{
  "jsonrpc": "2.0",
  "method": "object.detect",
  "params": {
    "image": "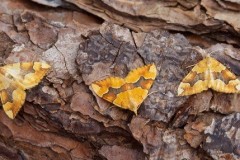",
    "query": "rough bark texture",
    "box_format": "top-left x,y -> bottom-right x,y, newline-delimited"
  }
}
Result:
0,0 -> 239,160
